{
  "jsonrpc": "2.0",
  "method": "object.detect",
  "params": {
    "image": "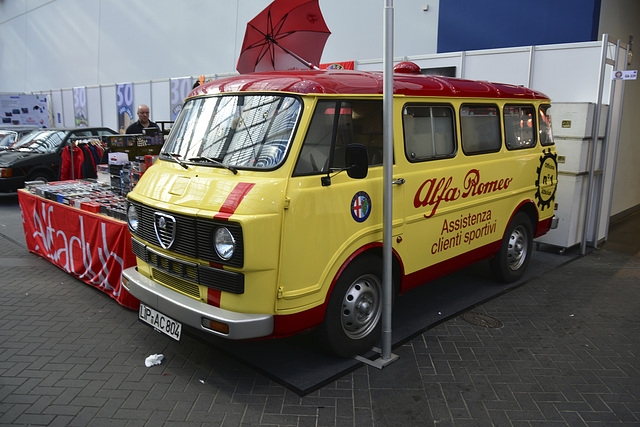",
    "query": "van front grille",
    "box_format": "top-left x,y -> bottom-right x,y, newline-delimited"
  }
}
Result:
132,236 -> 244,295
152,269 -> 201,300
